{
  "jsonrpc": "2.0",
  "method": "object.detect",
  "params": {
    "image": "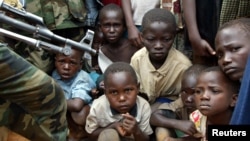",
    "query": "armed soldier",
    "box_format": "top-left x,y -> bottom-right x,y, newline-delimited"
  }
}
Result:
0,0 -> 89,140
0,42 -> 68,140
